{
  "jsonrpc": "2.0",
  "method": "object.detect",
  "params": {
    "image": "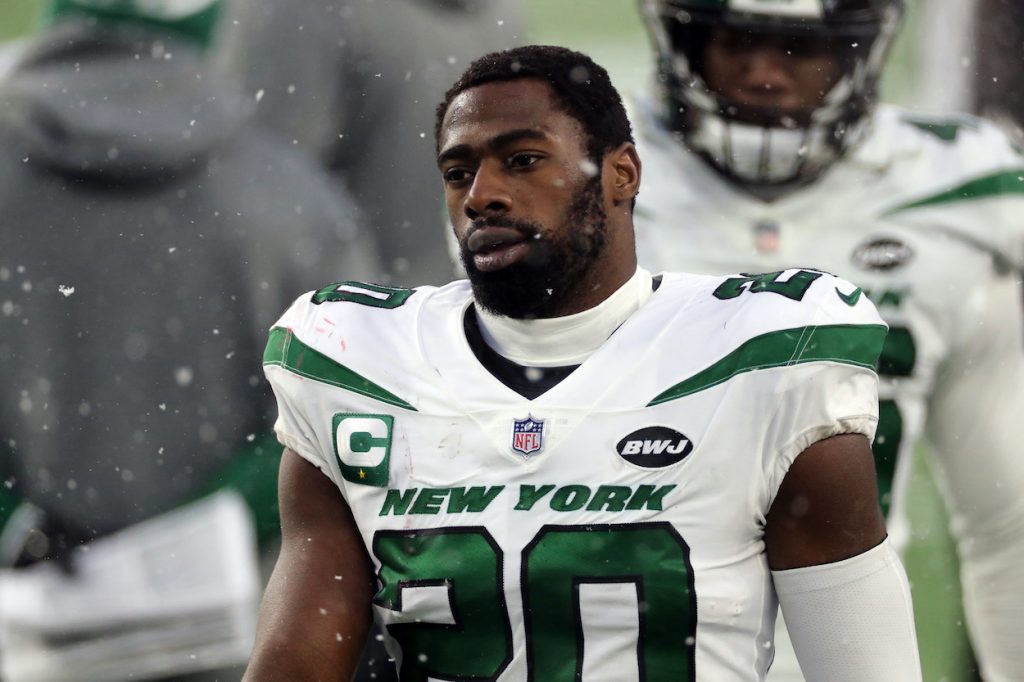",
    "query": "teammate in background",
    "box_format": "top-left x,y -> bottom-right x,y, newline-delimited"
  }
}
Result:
633,1 -> 1024,680
0,0 -> 377,679
244,45 -> 920,681
215,0 -> 524,287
